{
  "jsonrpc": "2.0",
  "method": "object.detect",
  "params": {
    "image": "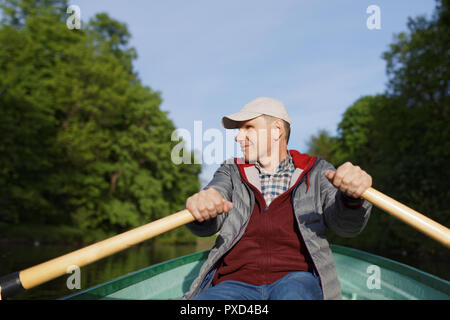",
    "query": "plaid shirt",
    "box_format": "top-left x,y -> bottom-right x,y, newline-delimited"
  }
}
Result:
255,155 -> 295,206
